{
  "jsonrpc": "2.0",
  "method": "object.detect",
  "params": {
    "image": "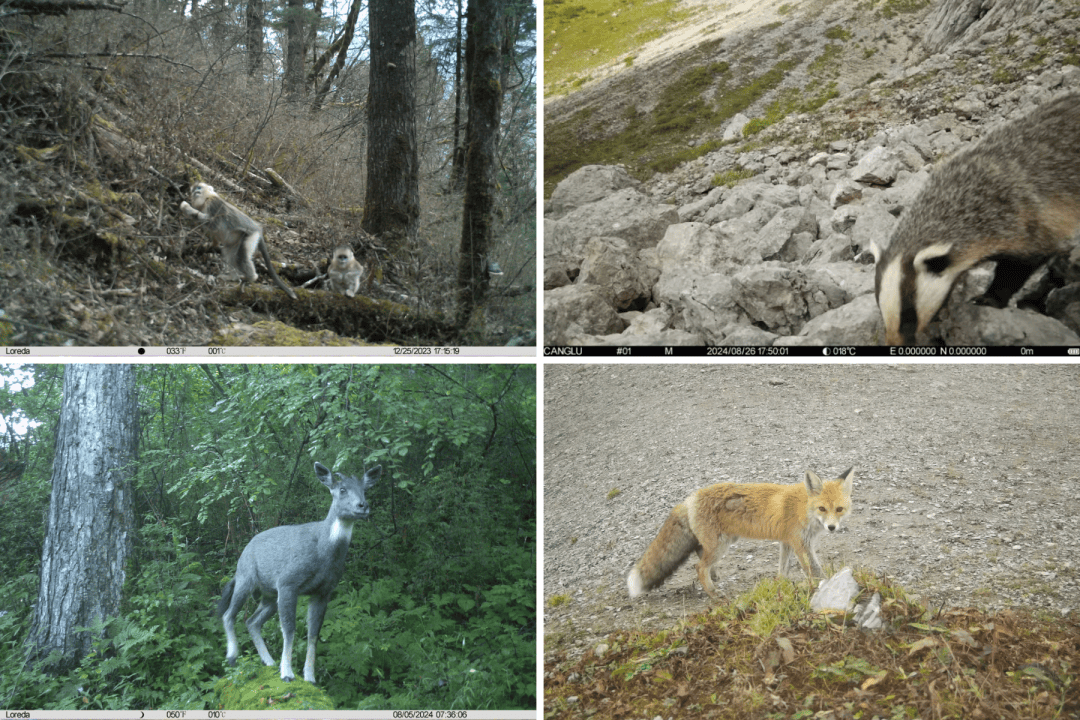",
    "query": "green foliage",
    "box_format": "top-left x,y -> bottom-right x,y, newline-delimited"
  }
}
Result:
316,572 -> 535,709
